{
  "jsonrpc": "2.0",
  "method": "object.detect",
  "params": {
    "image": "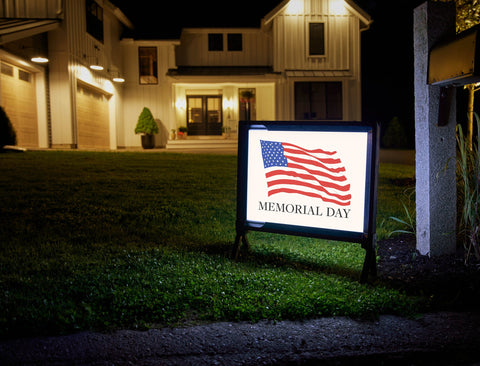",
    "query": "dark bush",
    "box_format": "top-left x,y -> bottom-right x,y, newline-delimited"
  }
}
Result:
382,116 -> 408,149
0,106 -> 16,148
